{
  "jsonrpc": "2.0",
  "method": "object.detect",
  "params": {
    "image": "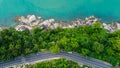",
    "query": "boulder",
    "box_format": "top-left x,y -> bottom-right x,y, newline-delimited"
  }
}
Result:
30,20 -> 40,27
84,16 -> 100,25
27,15 -> 36,23
115,23 -> 120,29
37,16 -> 42,19
19,16 -> 28,24
15,25 -> 32,31
39,19 -> 55,27
17,26 -> 29,31
102,23 -> 111,31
